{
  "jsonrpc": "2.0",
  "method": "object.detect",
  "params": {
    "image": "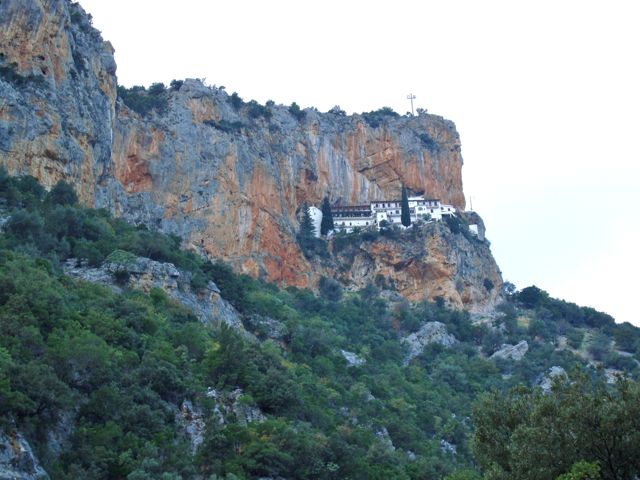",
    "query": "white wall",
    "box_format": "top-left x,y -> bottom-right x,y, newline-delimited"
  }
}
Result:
308,206 -> 323,238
